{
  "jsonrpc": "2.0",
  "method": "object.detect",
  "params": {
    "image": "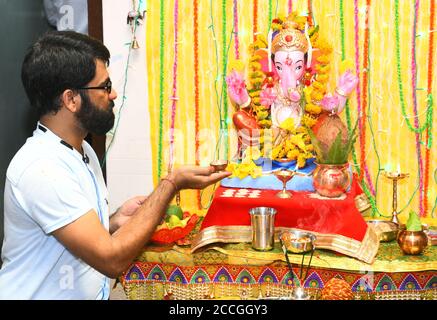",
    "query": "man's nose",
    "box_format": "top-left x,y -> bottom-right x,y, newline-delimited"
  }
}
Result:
109,88 -> 118,100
